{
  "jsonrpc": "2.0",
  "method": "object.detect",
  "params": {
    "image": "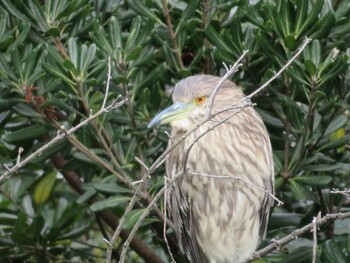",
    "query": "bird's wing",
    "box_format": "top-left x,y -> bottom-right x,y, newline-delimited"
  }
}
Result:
258,141 -> 275,240
166,138 -> 208,263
